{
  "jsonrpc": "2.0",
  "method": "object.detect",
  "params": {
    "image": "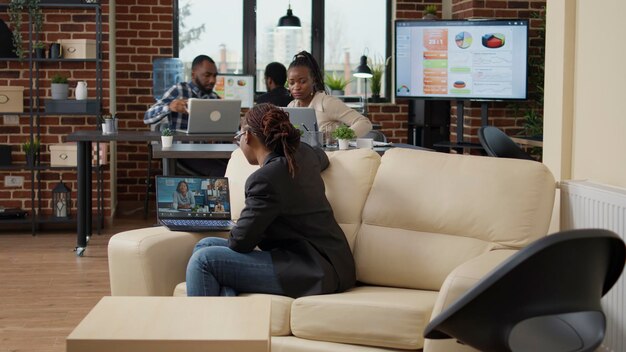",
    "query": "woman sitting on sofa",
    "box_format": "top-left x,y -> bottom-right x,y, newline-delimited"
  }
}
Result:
186,103 -> 356,297
286,50 -> 372,138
